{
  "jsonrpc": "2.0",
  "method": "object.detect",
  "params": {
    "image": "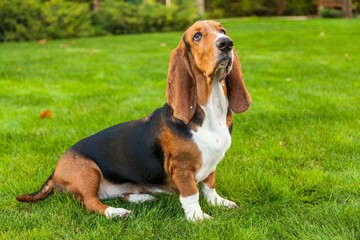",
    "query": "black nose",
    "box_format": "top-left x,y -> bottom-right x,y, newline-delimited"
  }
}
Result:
216,37 -> 233,52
